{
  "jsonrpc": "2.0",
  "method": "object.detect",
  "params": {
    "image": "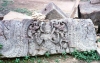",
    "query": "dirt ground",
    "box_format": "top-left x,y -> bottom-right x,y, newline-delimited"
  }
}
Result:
13,0 -> 75,13
0,0 -> 88,15
0,0 -> 99,63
